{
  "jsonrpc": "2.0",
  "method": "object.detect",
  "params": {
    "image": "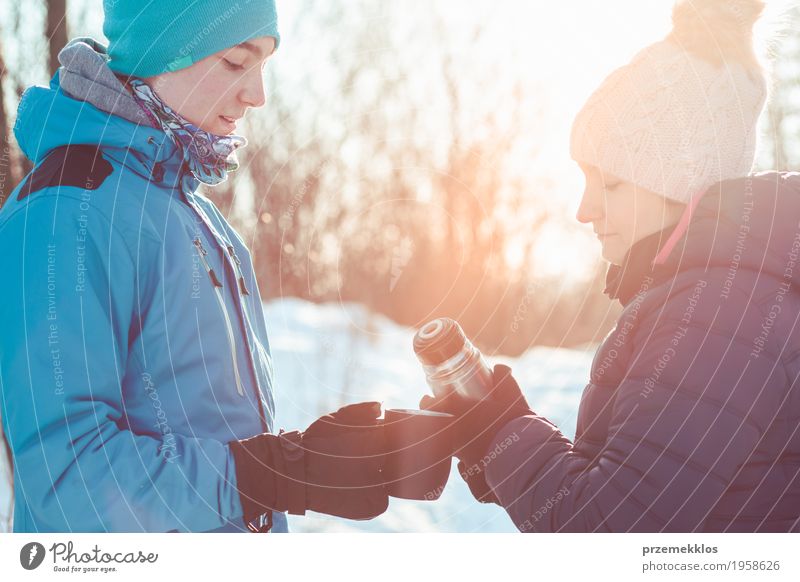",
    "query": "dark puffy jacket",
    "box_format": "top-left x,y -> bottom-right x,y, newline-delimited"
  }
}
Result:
485,172 -> 800,532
